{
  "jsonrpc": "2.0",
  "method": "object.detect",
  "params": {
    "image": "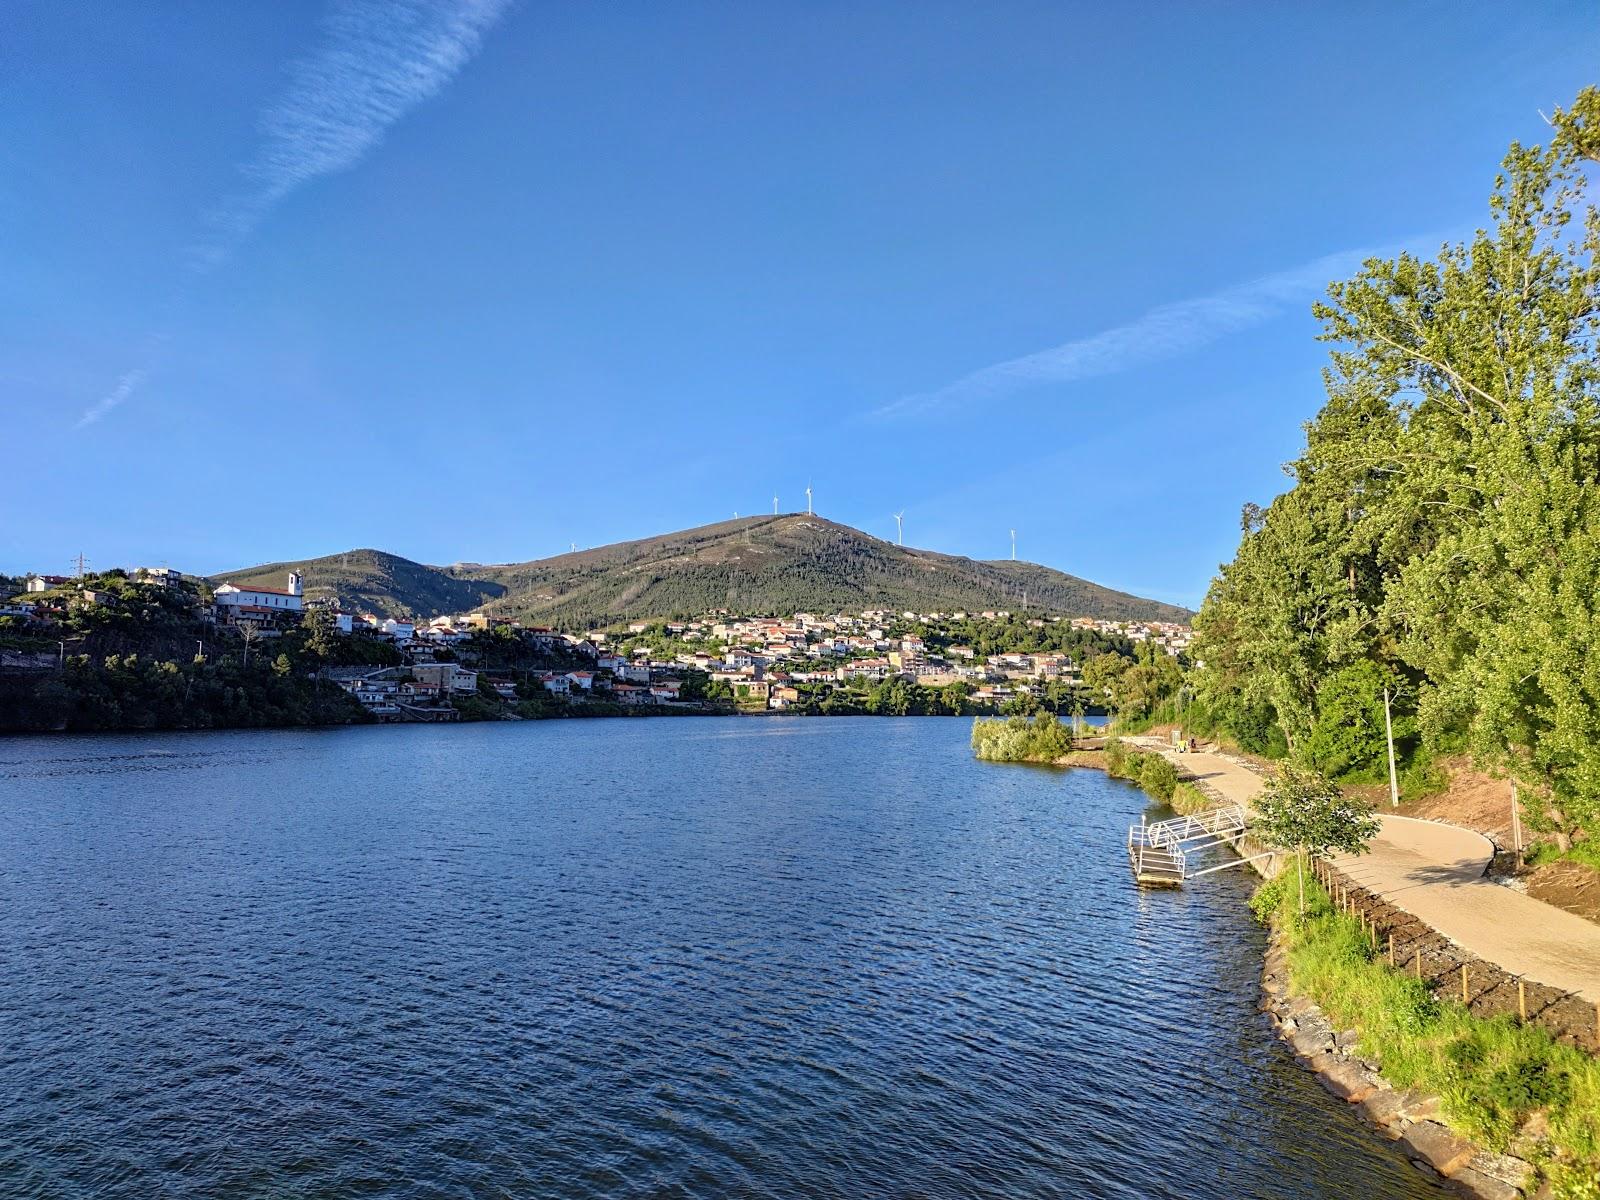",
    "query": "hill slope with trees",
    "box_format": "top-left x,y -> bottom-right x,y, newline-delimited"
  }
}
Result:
217,516 -> 1192,626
